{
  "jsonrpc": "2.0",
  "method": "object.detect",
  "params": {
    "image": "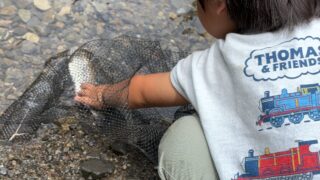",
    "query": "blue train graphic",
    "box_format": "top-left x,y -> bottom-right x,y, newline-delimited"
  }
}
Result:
257,83 -> 320,128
